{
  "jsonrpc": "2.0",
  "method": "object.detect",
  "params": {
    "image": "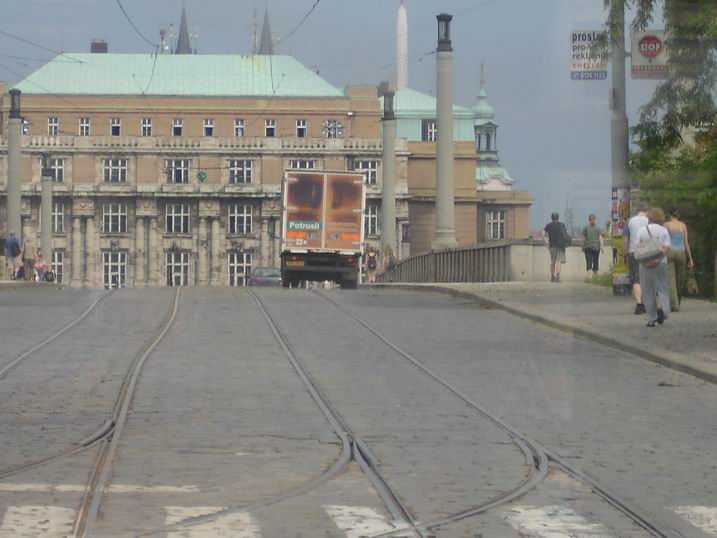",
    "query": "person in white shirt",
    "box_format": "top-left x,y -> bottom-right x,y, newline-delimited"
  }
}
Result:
635,208 -> 671,327
623,204 -> 649,315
